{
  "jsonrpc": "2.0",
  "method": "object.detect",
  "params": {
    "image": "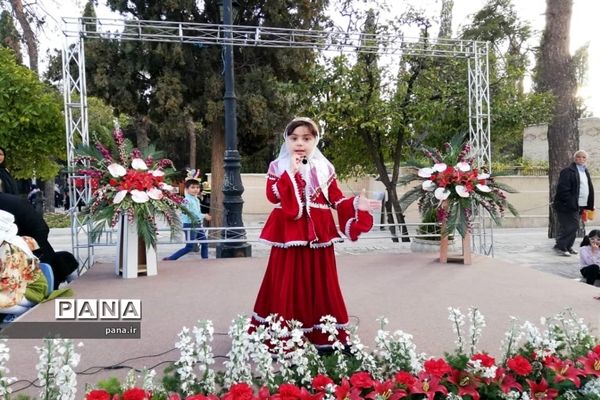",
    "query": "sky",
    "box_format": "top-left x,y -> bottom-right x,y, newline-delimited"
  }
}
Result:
30,0 -> 600,117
